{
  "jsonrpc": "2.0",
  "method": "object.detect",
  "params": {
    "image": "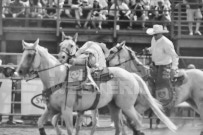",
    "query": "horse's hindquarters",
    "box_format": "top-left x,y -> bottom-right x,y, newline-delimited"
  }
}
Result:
107,67 -> 140,109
